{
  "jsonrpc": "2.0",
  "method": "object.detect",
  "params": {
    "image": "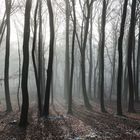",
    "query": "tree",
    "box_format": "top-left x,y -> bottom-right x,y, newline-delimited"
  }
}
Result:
99,0 -> 107,112
43,0 -> 55,117
64,0 -> 70,102
127,0 -> 137,113
19,0 -> 32,127
32,0 -> 42,116
4,0 -> 12,112
14,22 -> 21,111
136,19 -> 140,102
109,21 -> 118,102
88,5 -> 93,99
117,0 -> 128,115
0,11 -> 6,47
80,0 -> 94,109
68,0 -> 76,114
38,0 -> 45,108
